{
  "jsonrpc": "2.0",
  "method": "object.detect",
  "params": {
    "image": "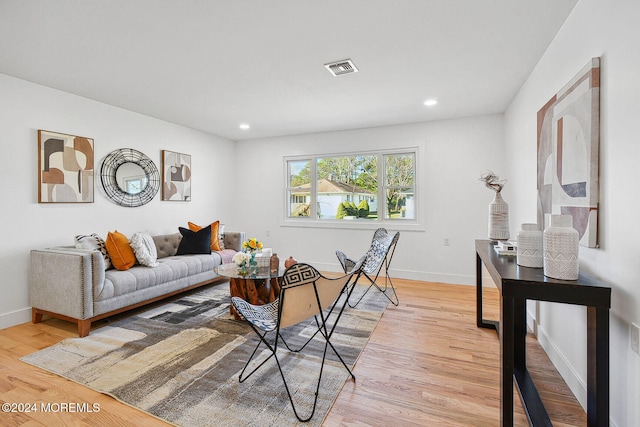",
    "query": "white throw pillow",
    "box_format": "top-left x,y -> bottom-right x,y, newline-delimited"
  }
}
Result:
219,223 -> 225,250
75,233 -> 112,270
130,232 -> 159,267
